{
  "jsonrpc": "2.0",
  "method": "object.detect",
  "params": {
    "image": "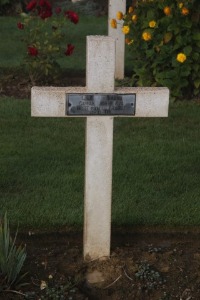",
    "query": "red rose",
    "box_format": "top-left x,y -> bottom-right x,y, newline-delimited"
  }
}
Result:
55,7 -> 61,14
17,22 -> 24,29
39,0 -> 51,10
65,44 -> 75,56
28,46 -> 38,56
26,0 -> 37,11
36,0 -> 52,19
38,7 -> 52,19
65,11 -> 79,24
